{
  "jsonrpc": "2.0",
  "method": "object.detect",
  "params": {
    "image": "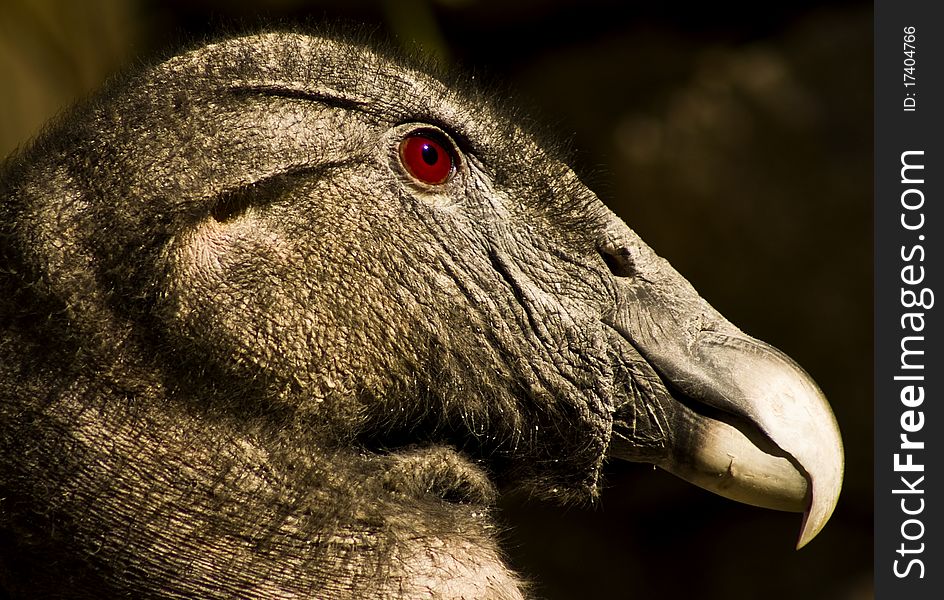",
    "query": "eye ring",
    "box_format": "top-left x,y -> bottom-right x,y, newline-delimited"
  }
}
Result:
398,130 -> 457,186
